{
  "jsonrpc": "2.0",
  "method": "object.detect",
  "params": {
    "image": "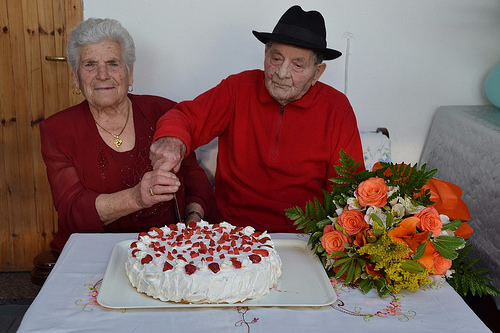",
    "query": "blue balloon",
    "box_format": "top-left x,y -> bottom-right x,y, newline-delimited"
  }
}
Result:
485,64 -> 500,108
